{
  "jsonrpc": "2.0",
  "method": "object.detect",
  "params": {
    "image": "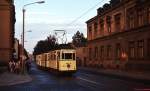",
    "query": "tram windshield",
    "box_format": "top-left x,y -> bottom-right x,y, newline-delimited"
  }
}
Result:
62,53 -> 75,60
